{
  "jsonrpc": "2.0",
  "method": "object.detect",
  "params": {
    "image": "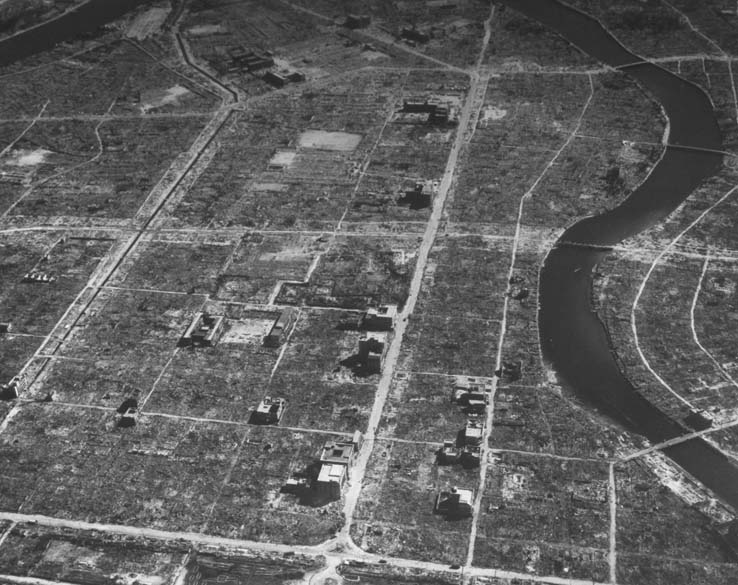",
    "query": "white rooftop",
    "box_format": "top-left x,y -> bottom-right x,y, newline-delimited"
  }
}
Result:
318,463 -> 346,484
